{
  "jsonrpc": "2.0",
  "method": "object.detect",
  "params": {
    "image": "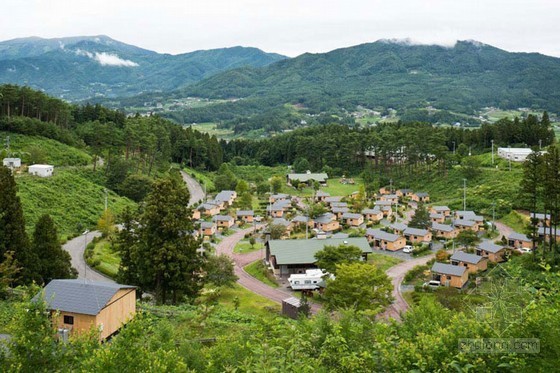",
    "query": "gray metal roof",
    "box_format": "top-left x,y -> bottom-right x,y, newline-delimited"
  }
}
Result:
287,173 -> 329,183
236,210 -> 254,216
366,228 -> 401,242
315,213 -> 335,224
268,237 -> 372,265
332,207 -> 350,213
530,212 -> 550,220
283,297 -> 301,307
271,193 -> 290,200
415,192 -> 429,198
198,202 -> 219,211
272,218 -> 290,227
316,190 -> 330,197
398,189 -> 413,194
431,223 -> 455,233
508,232 -> 530,242
478,241 -> 505,253
213,215 -> 234,222
454,219 -> 476,227
324,196 -> 342,203
391,222 -> 408,231
456,211 -> 477,220
342,212 -> 362,220
375,200 -> 393,206
404,227 -> 429,236
33,279 -> 135,316
200,222 -> 215,229
432,206 -> 450,212
292,215 -> 310,223
363,208 -> 382,214
215,190 -> 236,202
451,251 -> 484,264
330,202 -> 348,208
384,194 -> 398,199
430,213 -> 444,219
431,262 -> 467,276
